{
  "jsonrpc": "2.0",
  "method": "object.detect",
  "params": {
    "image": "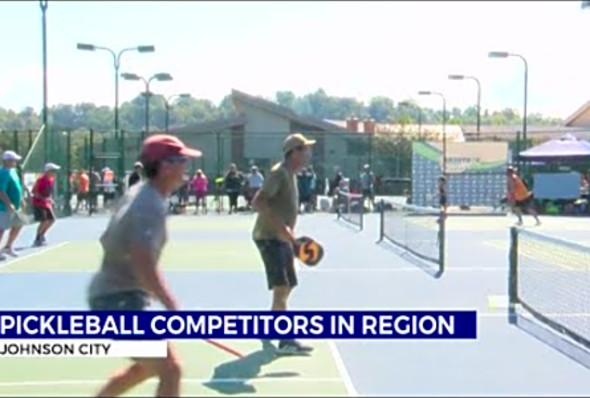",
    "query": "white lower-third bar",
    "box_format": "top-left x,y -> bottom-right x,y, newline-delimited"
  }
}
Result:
0,340 -> 168,358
